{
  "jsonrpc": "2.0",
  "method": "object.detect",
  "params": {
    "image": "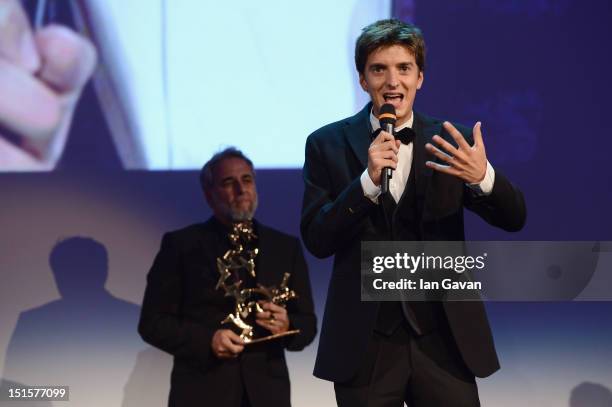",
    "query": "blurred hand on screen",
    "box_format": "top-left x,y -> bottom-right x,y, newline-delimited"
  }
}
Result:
0,0 -> 96,171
